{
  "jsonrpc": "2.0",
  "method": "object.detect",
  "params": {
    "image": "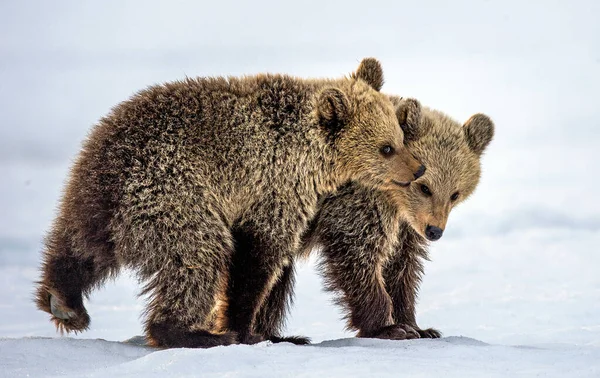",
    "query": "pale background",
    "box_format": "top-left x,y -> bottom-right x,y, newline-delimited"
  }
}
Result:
0,1 -> 599,376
